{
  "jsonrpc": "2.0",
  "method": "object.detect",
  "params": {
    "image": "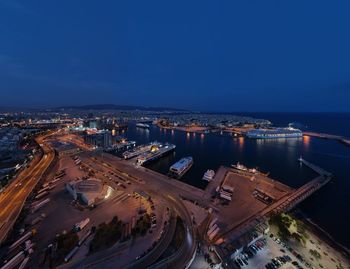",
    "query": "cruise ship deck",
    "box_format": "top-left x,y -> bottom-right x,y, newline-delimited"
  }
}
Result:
136,143 -> 176,165
246,127 -> 302,139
